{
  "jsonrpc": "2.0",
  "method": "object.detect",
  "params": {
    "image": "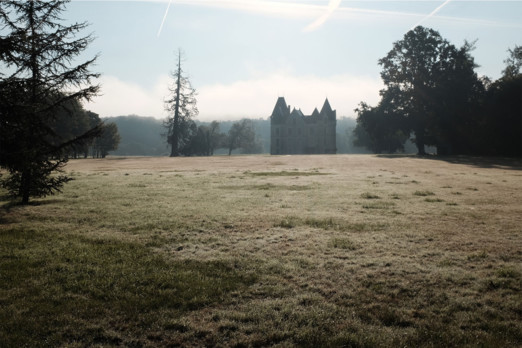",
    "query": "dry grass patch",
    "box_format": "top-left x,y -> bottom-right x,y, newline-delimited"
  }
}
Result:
413,190 -> 435,196
246,170 -> 329,177
361,192 -> 381,199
